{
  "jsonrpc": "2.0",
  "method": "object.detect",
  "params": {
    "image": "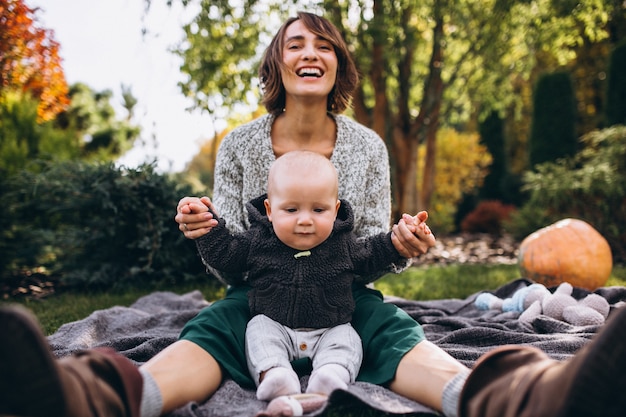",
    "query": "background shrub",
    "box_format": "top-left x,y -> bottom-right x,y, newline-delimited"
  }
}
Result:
417,128 -> 492,234
506,126 -> 626,262
460,200 -> 516,235
2,161 -> 208,289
